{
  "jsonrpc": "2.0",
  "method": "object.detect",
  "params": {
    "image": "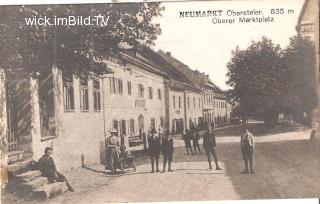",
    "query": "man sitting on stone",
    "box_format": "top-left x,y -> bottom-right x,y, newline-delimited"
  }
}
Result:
38,147 -> 74,192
